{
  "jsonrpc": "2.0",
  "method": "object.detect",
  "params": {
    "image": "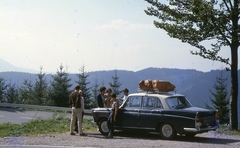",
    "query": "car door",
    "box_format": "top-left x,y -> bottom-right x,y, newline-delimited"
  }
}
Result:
139,96 -> 163,128
119,96 -> 142,128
